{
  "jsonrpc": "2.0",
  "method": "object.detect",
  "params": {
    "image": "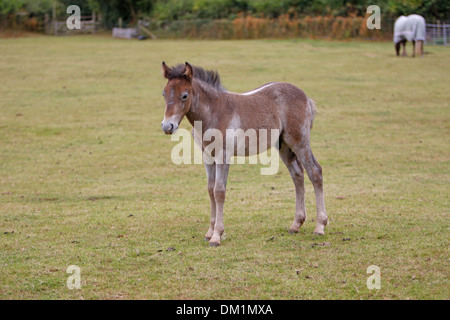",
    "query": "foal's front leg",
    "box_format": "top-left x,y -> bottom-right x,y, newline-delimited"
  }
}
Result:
209,163 -> 230,246
204,162 -> 216,241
